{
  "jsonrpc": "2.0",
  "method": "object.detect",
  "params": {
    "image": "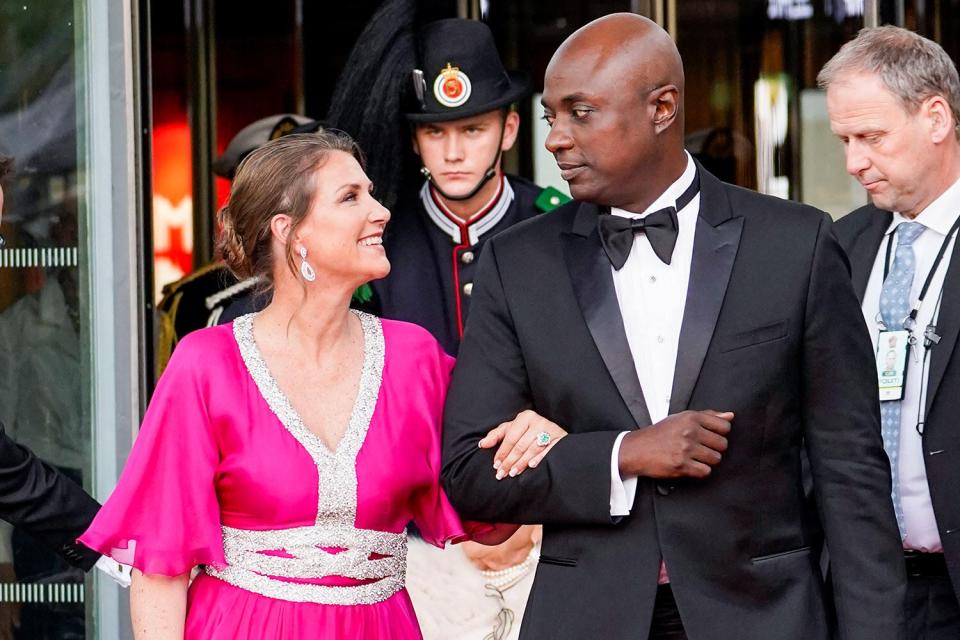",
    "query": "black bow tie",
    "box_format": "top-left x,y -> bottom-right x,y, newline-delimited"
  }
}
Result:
596,172 -> 700,269
598,208 -> 678,268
